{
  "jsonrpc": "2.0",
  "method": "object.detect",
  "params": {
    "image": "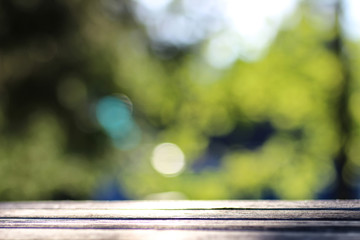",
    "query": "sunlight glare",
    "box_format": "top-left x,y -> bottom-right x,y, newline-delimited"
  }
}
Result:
342,0 -> 360,40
